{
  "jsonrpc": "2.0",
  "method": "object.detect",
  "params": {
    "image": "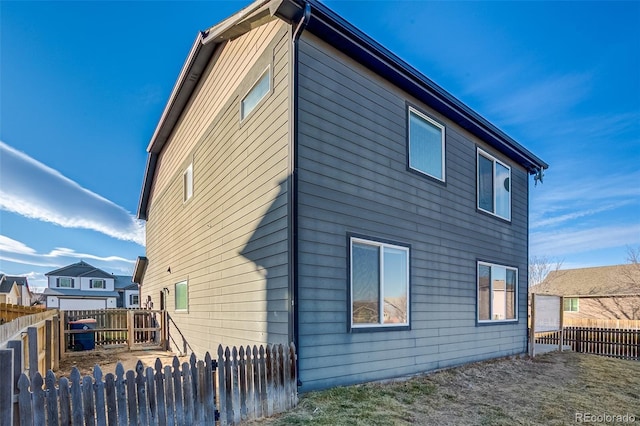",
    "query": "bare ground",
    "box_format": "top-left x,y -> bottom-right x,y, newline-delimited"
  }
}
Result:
57,347 -> 188,379
254,352 -> 640,425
